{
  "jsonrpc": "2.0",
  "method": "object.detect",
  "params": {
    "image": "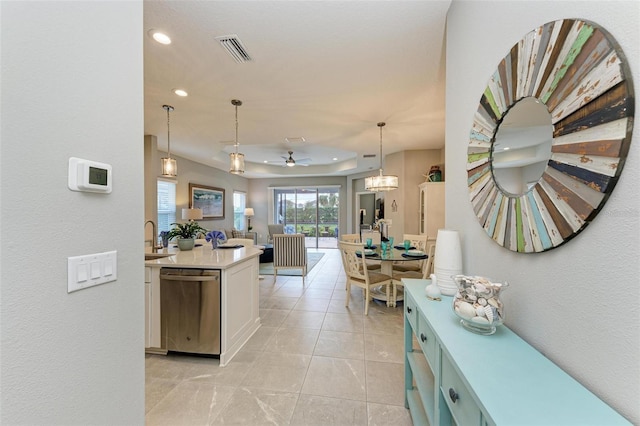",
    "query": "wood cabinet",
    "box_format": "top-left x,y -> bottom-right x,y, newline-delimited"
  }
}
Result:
144,266 -> 162,352
418,182 -> 444,239
403,278 -> 630,425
